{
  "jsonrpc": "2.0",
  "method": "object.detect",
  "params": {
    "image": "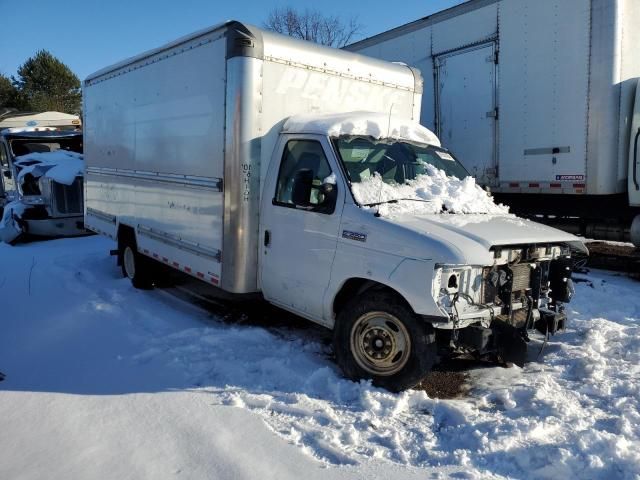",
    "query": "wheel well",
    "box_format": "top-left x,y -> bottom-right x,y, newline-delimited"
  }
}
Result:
117,224 -> 136,248
333,278 -> 414,316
